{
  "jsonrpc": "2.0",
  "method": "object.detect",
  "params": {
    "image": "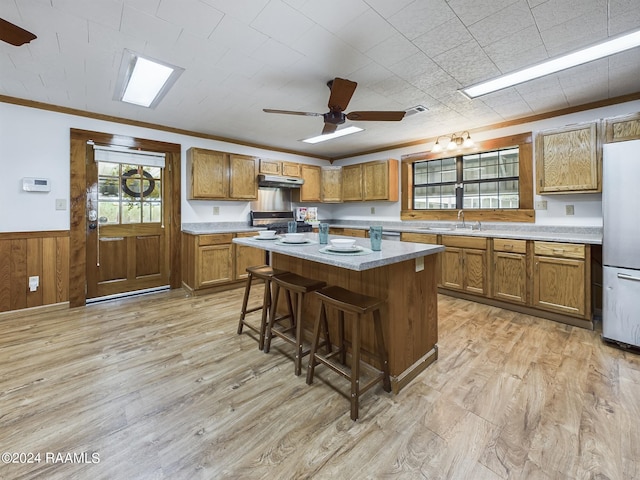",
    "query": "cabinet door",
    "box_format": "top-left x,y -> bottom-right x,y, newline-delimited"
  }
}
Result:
536,123 -> 600,193
321,166 -> 343,203
533,256 -> 585,316
298,165 -> 321,202
493,252 -> 527,304
235,232 -> 267,279
464,248 -> 486,295
363,160 -> 398,201
342,164 -> 363,201
259,159 -> 281,175
196,244 -> 233,287
229,154 -> 258,200
441,247 -> 463,291
188,148 -> 228,199
281,162 -> 301,177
